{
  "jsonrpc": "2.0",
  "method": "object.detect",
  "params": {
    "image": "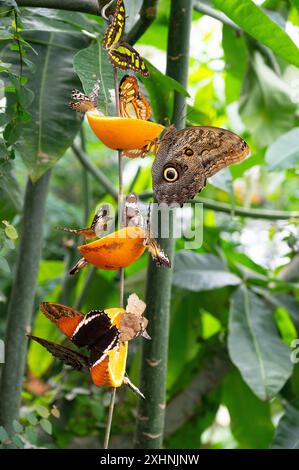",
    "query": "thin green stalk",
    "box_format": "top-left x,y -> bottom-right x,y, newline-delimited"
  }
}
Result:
0,171 -> 51,433
134,0 -> 193,449
16,0 -> 102,14
103,65 -> 124,450
139,192 -> 299,220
